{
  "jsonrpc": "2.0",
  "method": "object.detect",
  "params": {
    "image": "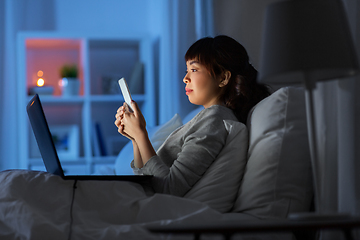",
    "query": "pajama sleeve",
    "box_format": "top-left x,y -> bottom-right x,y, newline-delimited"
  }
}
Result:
139,110 -> 229,197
